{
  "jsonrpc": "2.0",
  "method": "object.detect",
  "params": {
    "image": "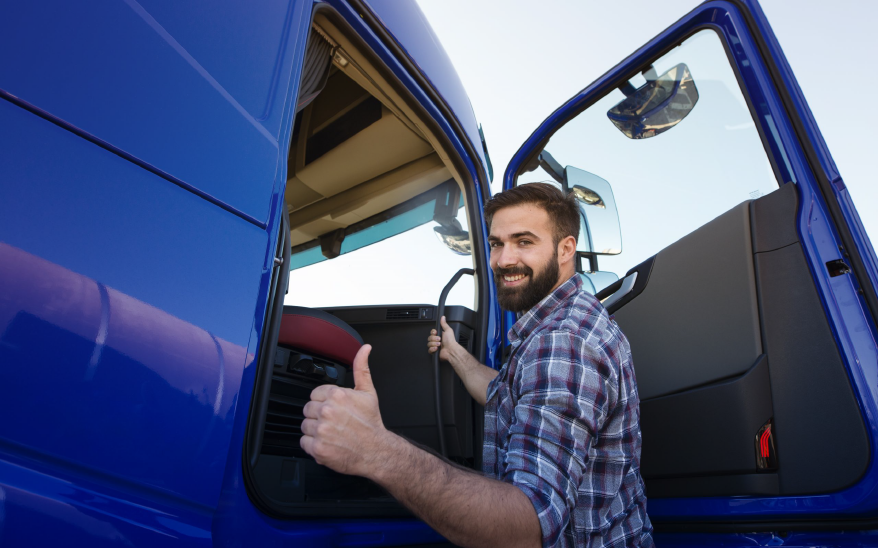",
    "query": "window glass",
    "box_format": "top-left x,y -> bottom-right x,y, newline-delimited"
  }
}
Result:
518,29 -> 779,278
286,187 -> 475,309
